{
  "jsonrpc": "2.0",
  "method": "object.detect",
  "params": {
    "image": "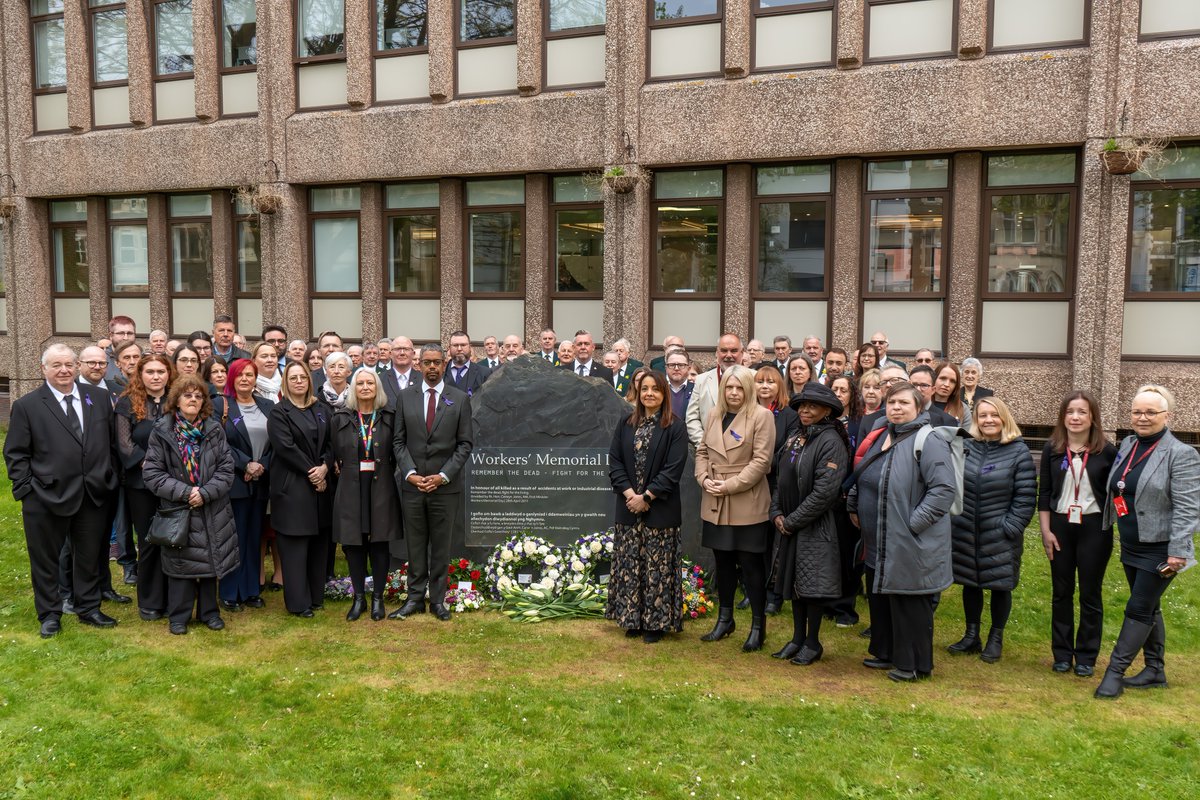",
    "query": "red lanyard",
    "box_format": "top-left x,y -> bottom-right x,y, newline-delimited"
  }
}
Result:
1068,450 -> 1089,503
1117,441 -> 1158,494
